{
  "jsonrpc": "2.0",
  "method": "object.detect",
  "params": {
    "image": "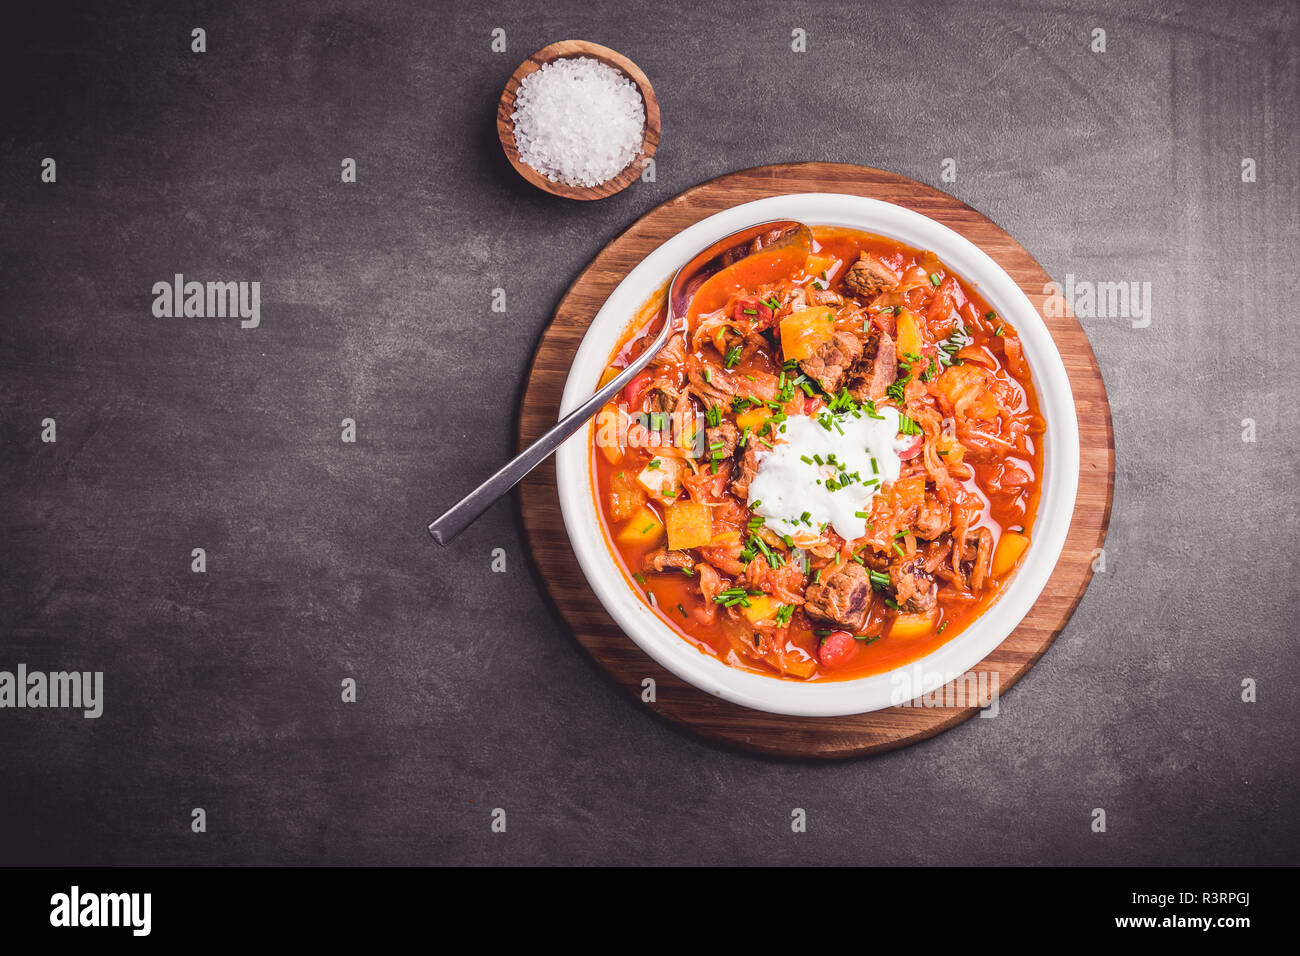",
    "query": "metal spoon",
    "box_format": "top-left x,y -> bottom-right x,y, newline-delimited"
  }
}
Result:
427,219 -> 812,545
